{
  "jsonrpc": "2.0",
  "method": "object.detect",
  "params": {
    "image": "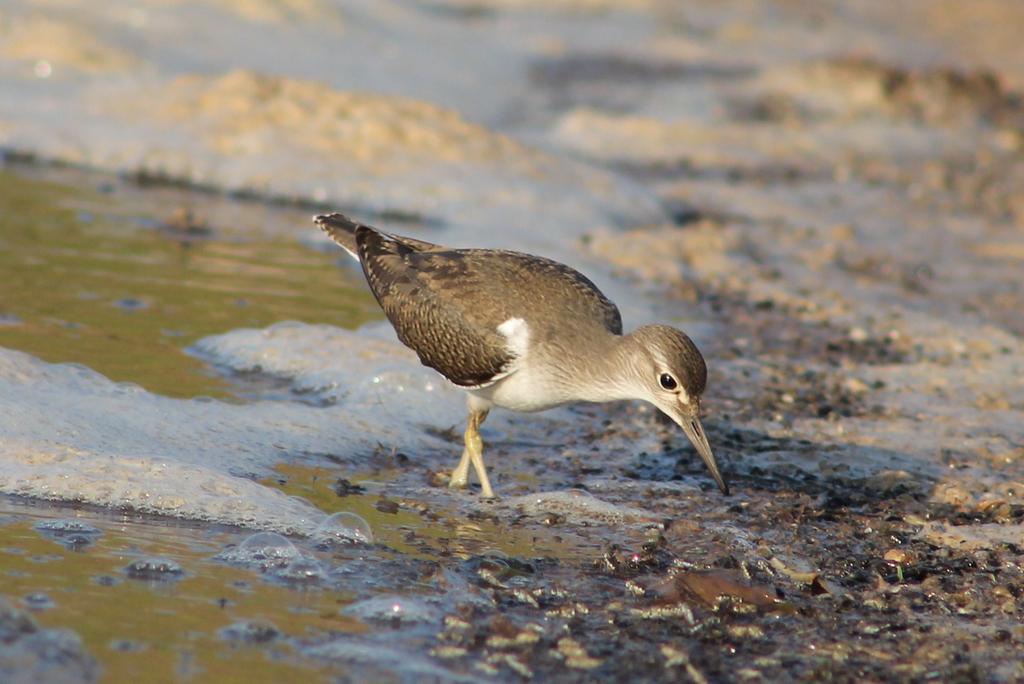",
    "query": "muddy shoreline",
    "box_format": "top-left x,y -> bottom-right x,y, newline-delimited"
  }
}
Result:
2,0 -> 1024,681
